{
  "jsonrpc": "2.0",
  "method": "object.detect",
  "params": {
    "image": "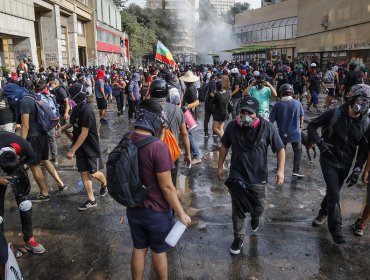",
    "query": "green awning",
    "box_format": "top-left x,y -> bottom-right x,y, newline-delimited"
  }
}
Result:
207,53 -> 220,58
223,45 -> 275,54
